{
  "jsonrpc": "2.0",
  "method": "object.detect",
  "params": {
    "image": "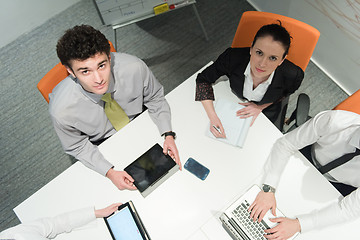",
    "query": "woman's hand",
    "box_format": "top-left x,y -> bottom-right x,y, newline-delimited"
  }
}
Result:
236,102 -> 272,126
201,100 -> 226,138
209,114 -> 226,138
